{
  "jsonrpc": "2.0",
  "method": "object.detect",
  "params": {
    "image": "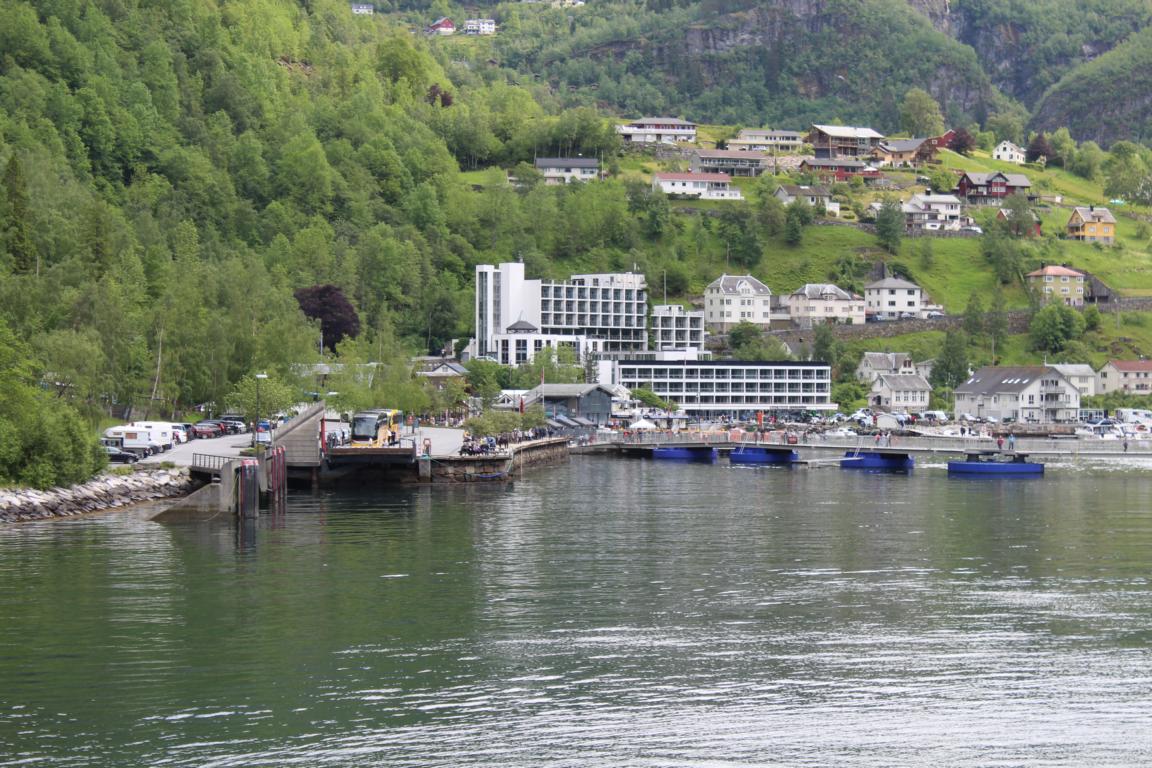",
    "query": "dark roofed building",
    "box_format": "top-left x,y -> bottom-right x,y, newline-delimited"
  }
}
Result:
953,366 -> 1080,423
523,383 -> 614,425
